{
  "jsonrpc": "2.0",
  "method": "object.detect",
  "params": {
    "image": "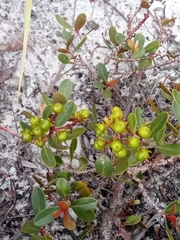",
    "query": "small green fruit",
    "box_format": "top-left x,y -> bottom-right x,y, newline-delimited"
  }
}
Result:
112,120 -> 126,134
96,123 -> 105,132
94,138 -> 105,150
128,136 -> 140,148
36,139 -> 45,148
32,126 -> 44,137
136,149 -> 149,161
52,103 -> 63,114
40,119 -> 51,131
57,130 -> 68,142
22,130 -> 32,142
111,106 -> 123,119
137,125 -> 150,138
80,109 -> 90,119
116,148 -> 127,158
30,116 -> 41,126
111,139 -> 123,152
